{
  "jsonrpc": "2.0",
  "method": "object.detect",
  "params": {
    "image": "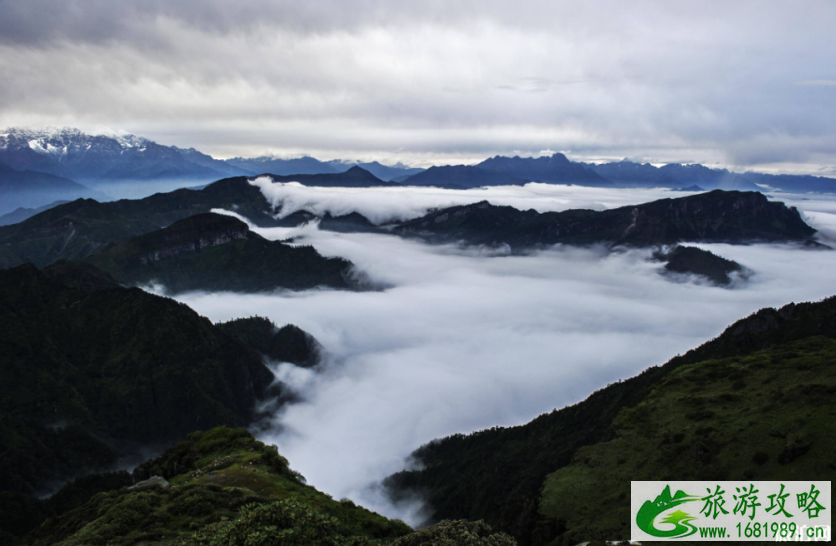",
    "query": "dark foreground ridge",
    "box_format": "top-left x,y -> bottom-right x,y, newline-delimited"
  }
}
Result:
84,212 -> 356,293
0,262 -> 323,502
393,190 -> 818,249
11,427 -> 412,546
384,295 -> 836,545
8,426 -> 518,546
